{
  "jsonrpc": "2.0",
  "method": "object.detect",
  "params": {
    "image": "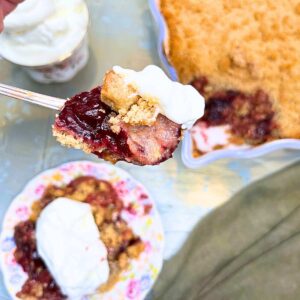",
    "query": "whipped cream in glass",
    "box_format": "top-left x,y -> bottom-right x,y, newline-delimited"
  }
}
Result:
36,198 -> 109,300
0,0 -> 89,83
